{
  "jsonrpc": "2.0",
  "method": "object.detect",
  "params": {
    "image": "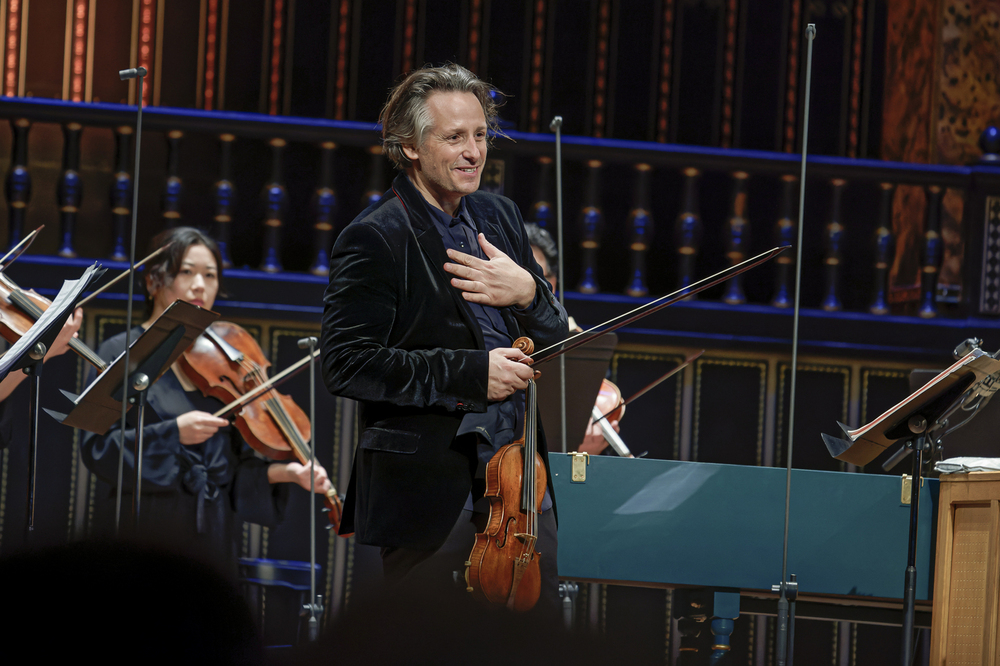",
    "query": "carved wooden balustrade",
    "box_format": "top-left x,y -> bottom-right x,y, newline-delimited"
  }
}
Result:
1,97 -> 999,360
